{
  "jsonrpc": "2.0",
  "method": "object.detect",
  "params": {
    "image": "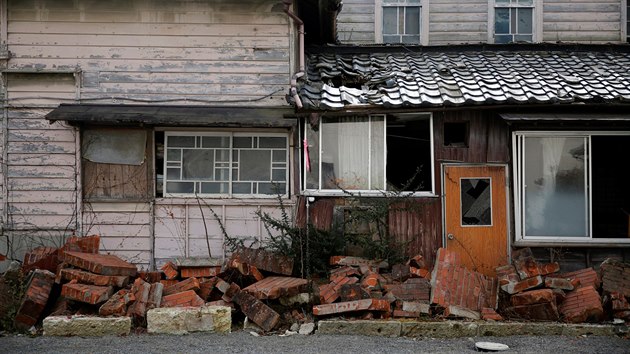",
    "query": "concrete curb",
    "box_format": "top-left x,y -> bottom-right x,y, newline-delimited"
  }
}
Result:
317,320 -> 626,338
